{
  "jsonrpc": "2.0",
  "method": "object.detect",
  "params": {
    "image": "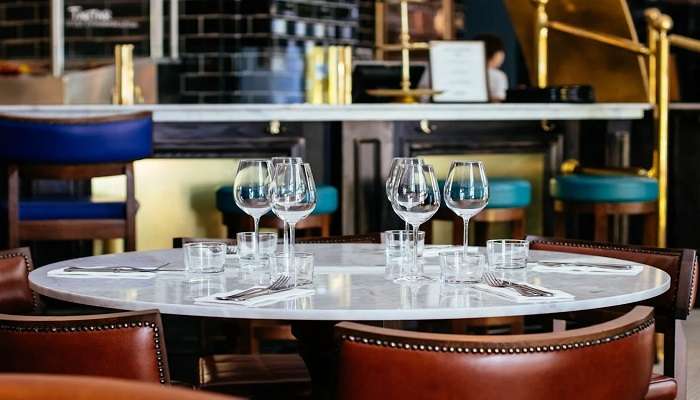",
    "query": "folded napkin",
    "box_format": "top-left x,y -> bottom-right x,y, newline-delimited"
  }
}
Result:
48,267 -> 155,279
472,282 -> 574,303
529,262 -> 643,276
195,287 -> 315,307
